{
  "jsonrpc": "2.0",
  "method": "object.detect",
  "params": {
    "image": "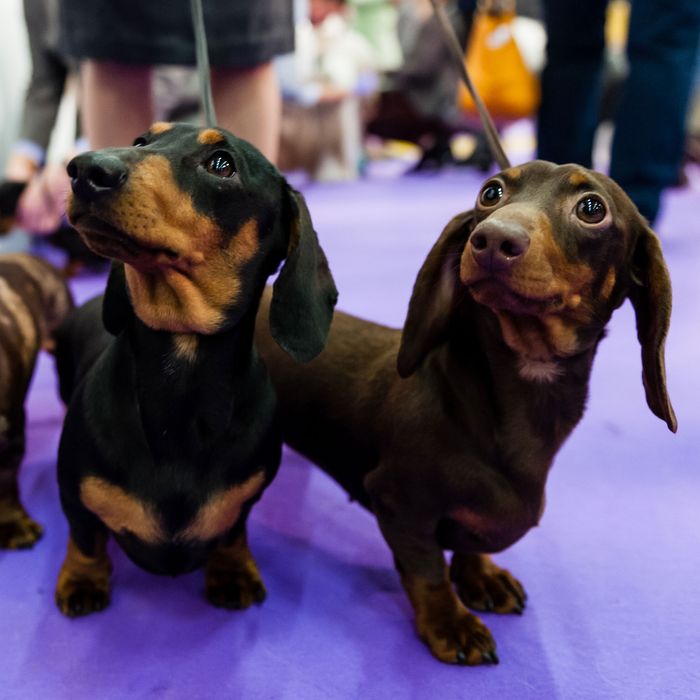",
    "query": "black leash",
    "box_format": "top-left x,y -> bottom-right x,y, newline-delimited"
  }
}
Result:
429,0 -> 511,170
190,0 -> 217,127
